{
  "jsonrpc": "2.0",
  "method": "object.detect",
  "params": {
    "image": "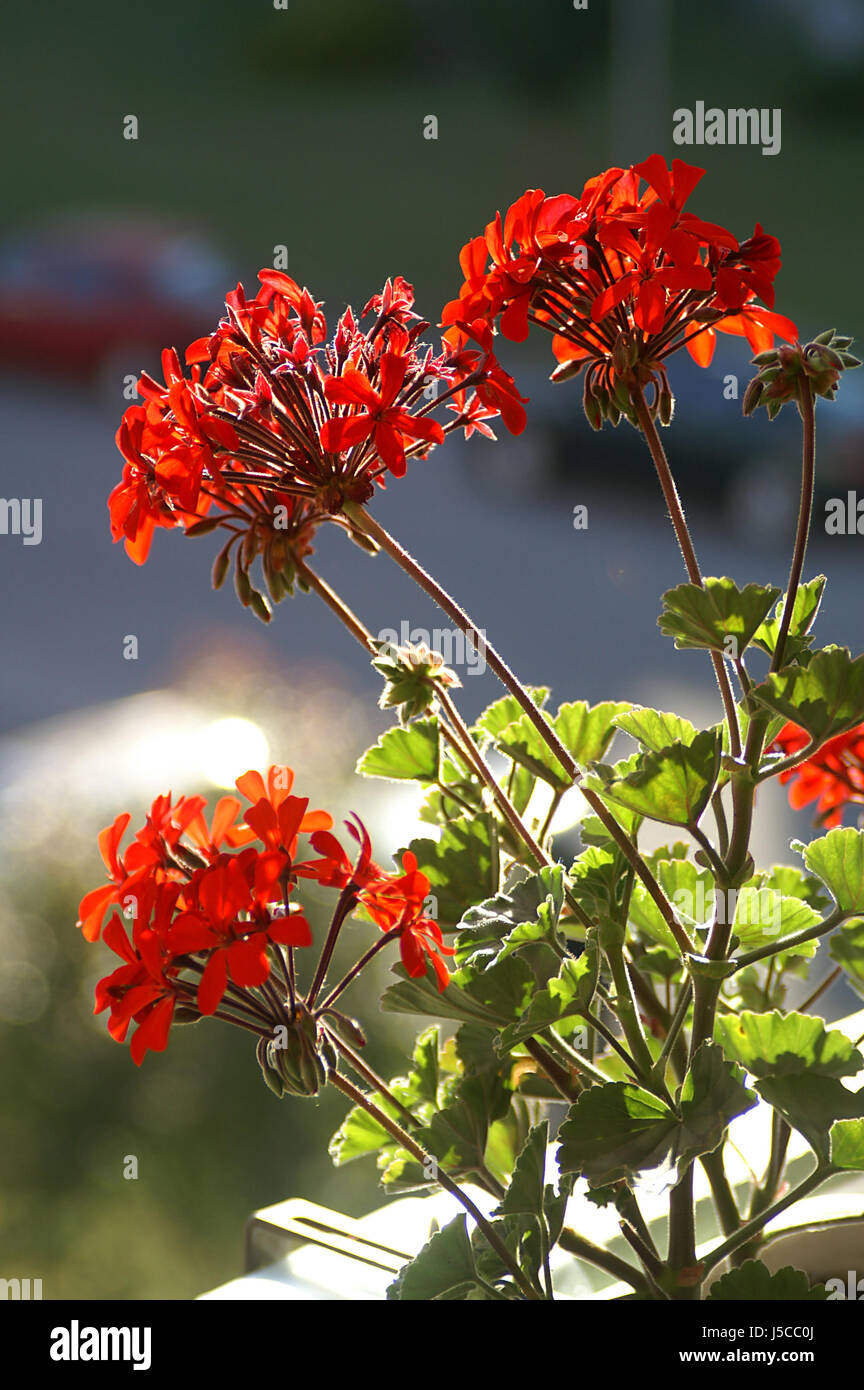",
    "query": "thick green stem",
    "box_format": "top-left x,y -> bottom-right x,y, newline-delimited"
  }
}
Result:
701,1146 -> 741,1238
557,1227 -> 651,1296
668,1167 -> 699,1298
